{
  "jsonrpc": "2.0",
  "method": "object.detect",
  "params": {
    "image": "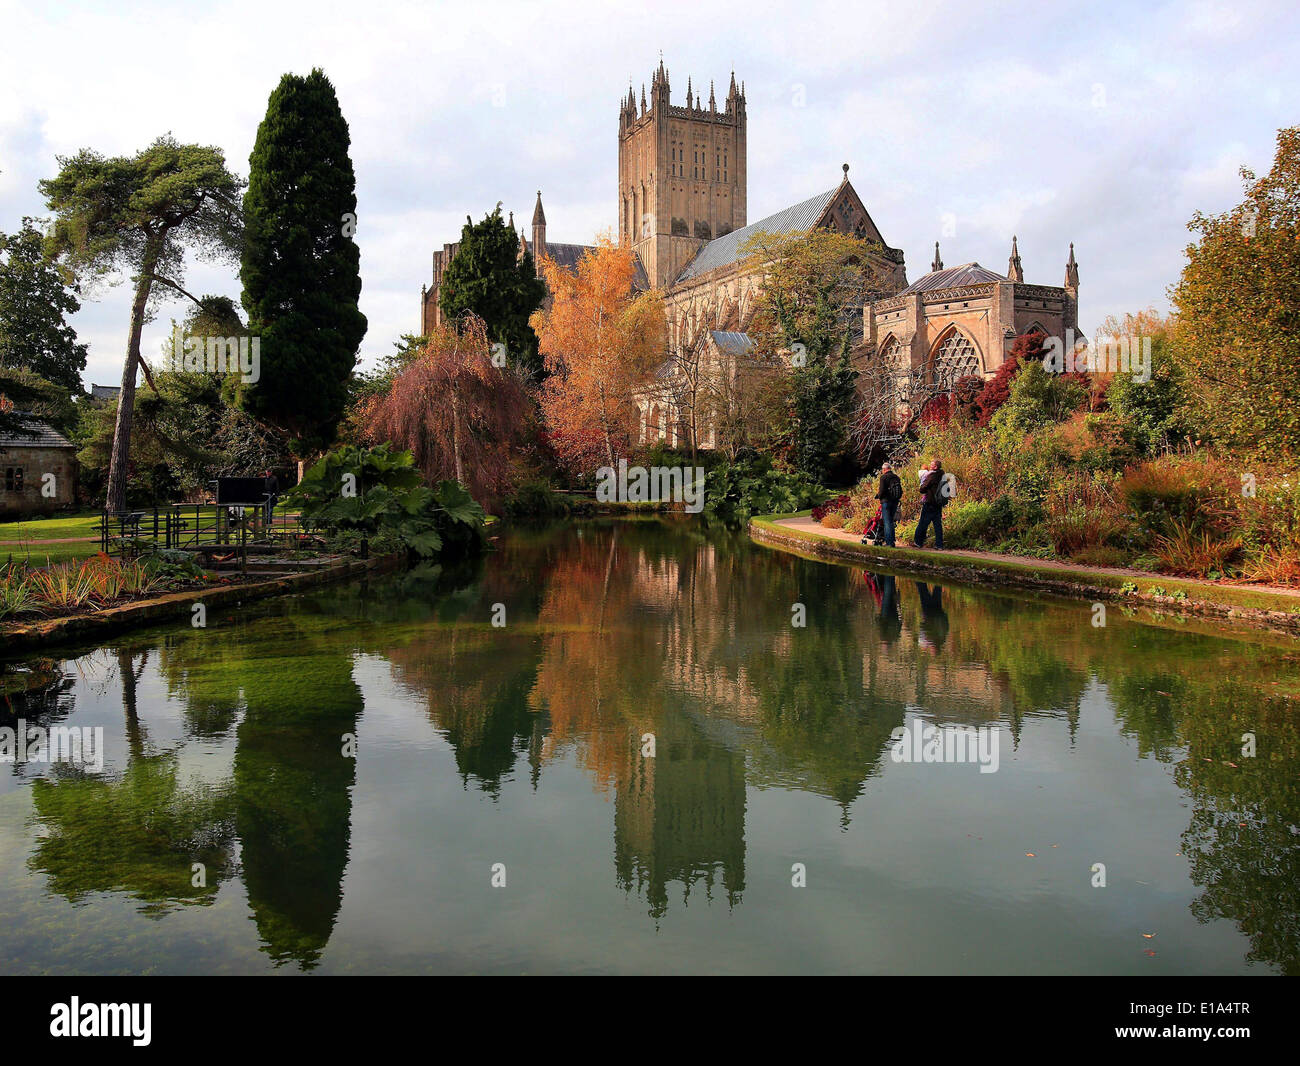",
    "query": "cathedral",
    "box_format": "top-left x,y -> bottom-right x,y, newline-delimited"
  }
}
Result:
419,60 -> 1081,449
